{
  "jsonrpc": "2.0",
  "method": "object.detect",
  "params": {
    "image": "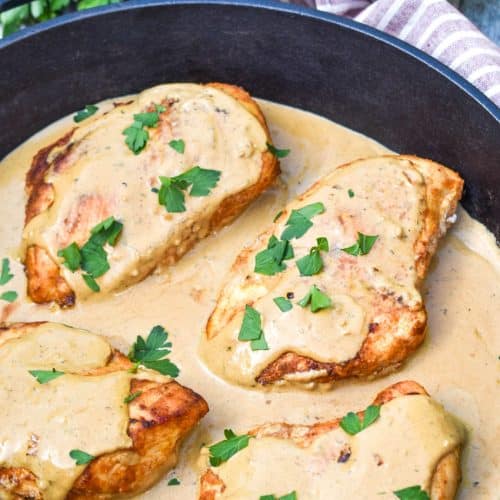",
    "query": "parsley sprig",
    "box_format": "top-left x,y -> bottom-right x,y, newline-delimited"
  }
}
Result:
157,166 -> 221,213
238,305 -> 269,351
29,368 -> 64,384
281,202 -> 325,240
298,285 -> 332,313
208,429 -> 253,466
69,449 -> 94,465
254,236 -> 294,276
73,104 -> 98,123
342,232 -> 378,256
296,237 -> 329,276
123,104 -> 166,154
260,492 -> 297,500
128,325 -> 179,377
340,405 -> 380,435
58,216 -> 123,292
393,485 -> 430,500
